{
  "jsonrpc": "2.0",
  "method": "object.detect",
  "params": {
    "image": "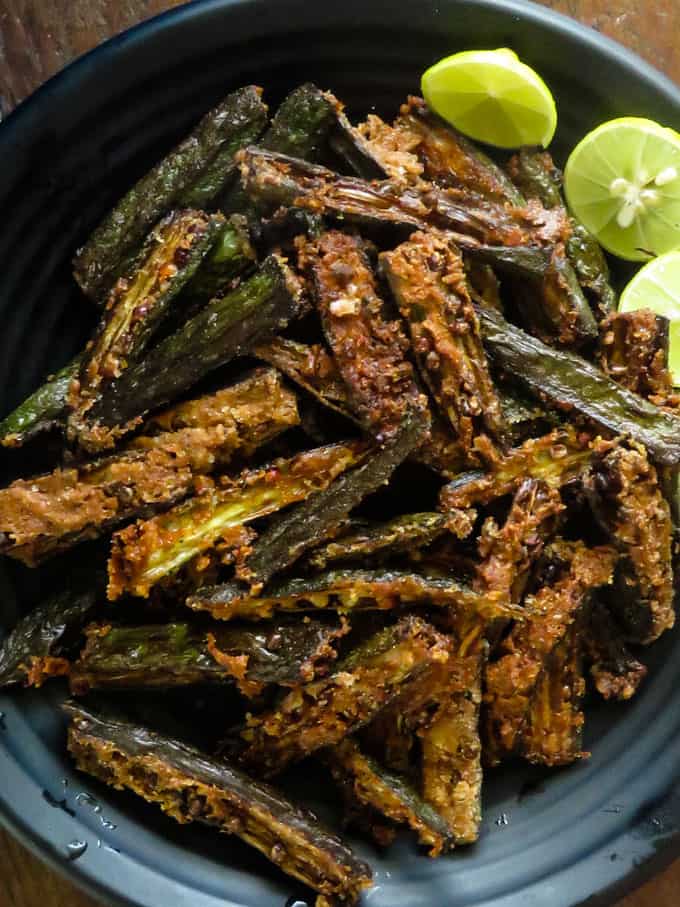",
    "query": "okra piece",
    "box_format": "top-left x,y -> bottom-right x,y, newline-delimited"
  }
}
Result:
0,569 -> 105,688
328,111 -> 389,180
585,601 -> 647,701
419,651 -> 484,844
474,479 -> 563,603
325,738 -> 454,856
223,84 -> 346,215
464,258 -> 502,311
86,256 -> 304,446
476,304 -> 680,466
74,86 -> 268,301
65,701 -> 372,904
382,230 -> 506,455
254,336 -> 467,477
507,147 -> 617,318
302,512 -> 459,571
483,542 -> 616,764
598,310 -> 674,401
0,355 -> 81,448
370,121 -> 598,347
238,147 -> 570,249
108,441 -> 366,599
508,245 -> 598,349
255,336 -> 357,422
183,215 -> 257,302
187,567 -> 523,623
69,210 -> 224,451
363,615 -> 486,843
69,617 -> 349,696
302,231 -> 428,440
263,84 -> 343,159
585,440 -> 674,643
336,111 -> 424,182
520,625 -> 587,767
498,386 -> 556,445
440,426 -> 592,511
396,96 -> 524,204
239,616 -> 450,777
0,370 -> 298,565
239,410 -> 428,590
507,147 -> 563,208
